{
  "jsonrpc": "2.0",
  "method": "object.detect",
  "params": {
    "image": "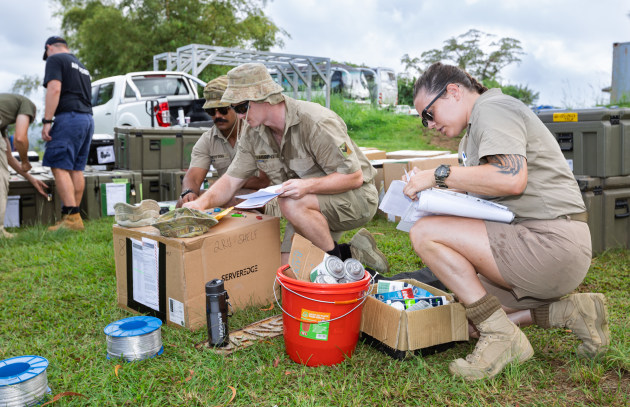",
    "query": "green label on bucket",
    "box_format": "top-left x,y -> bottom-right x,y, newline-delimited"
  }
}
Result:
299,309 -> 330,341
